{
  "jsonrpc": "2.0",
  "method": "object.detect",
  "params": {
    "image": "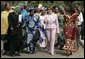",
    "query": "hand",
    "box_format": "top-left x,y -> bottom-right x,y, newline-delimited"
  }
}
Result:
11,27 -> 13,30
